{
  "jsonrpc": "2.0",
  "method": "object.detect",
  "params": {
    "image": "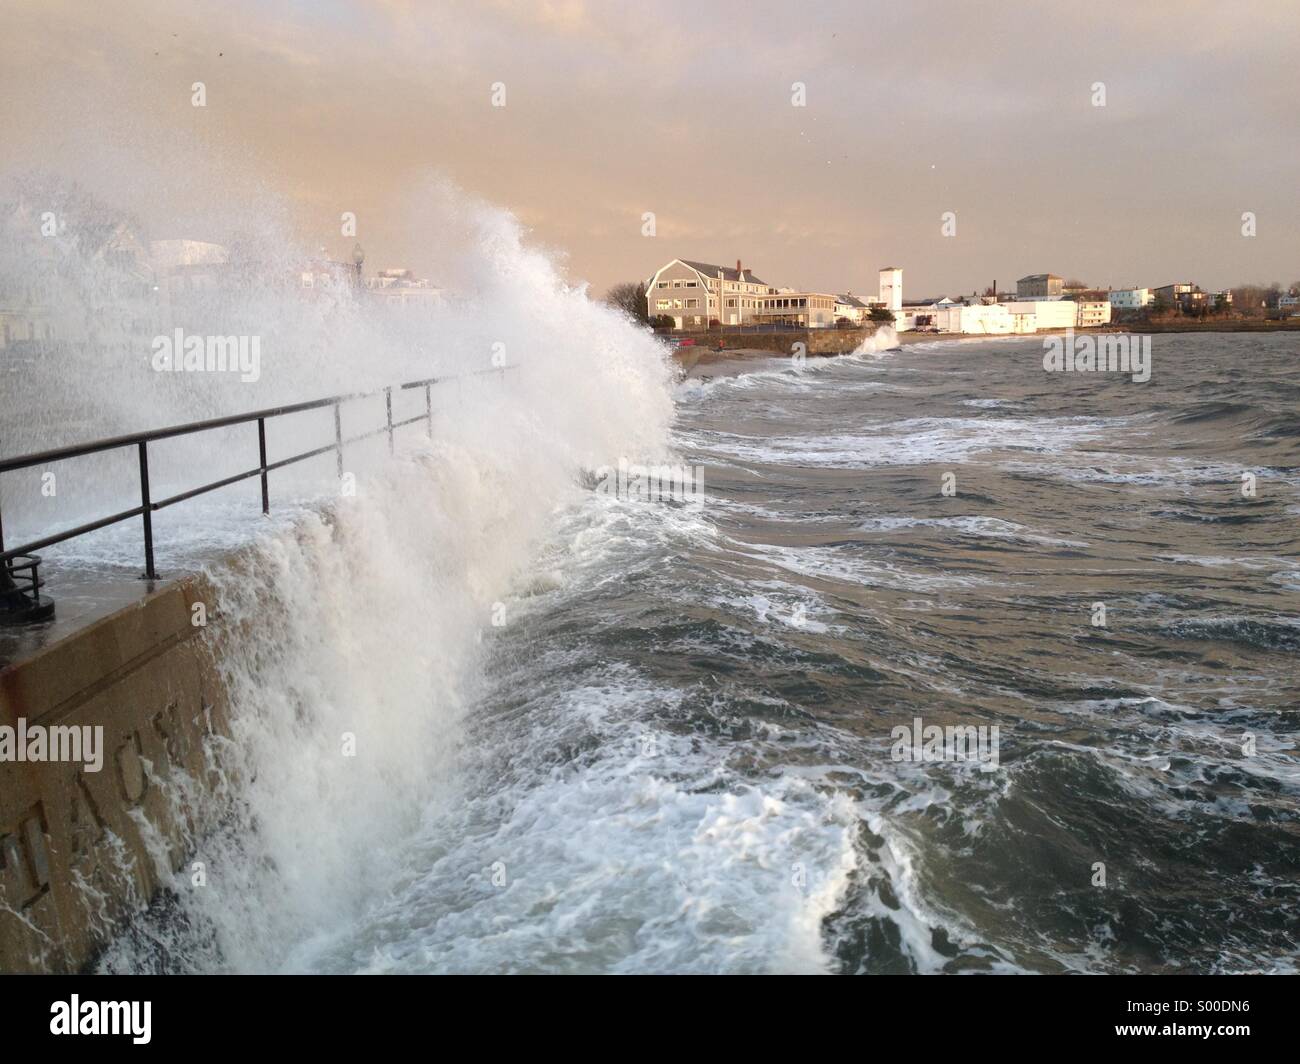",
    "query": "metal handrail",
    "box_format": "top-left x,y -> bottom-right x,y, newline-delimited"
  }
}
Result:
0,366 -> 509,581
0,554 -> 43,600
